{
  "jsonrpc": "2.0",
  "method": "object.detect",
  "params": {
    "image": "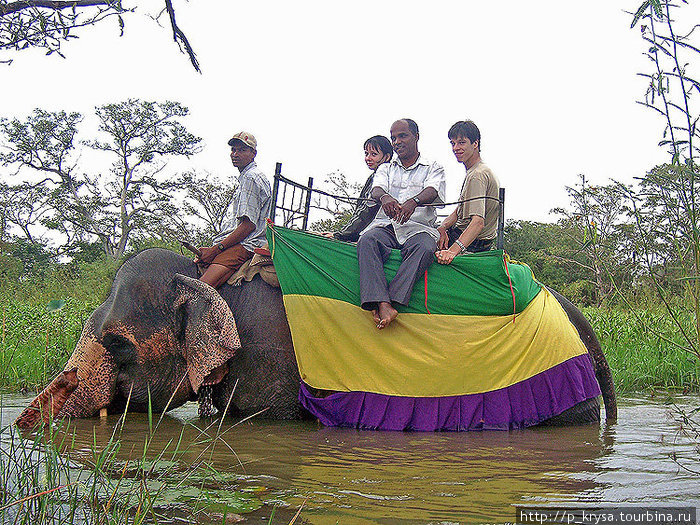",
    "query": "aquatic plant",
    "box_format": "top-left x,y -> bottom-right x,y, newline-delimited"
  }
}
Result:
0,375 -> 304,523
